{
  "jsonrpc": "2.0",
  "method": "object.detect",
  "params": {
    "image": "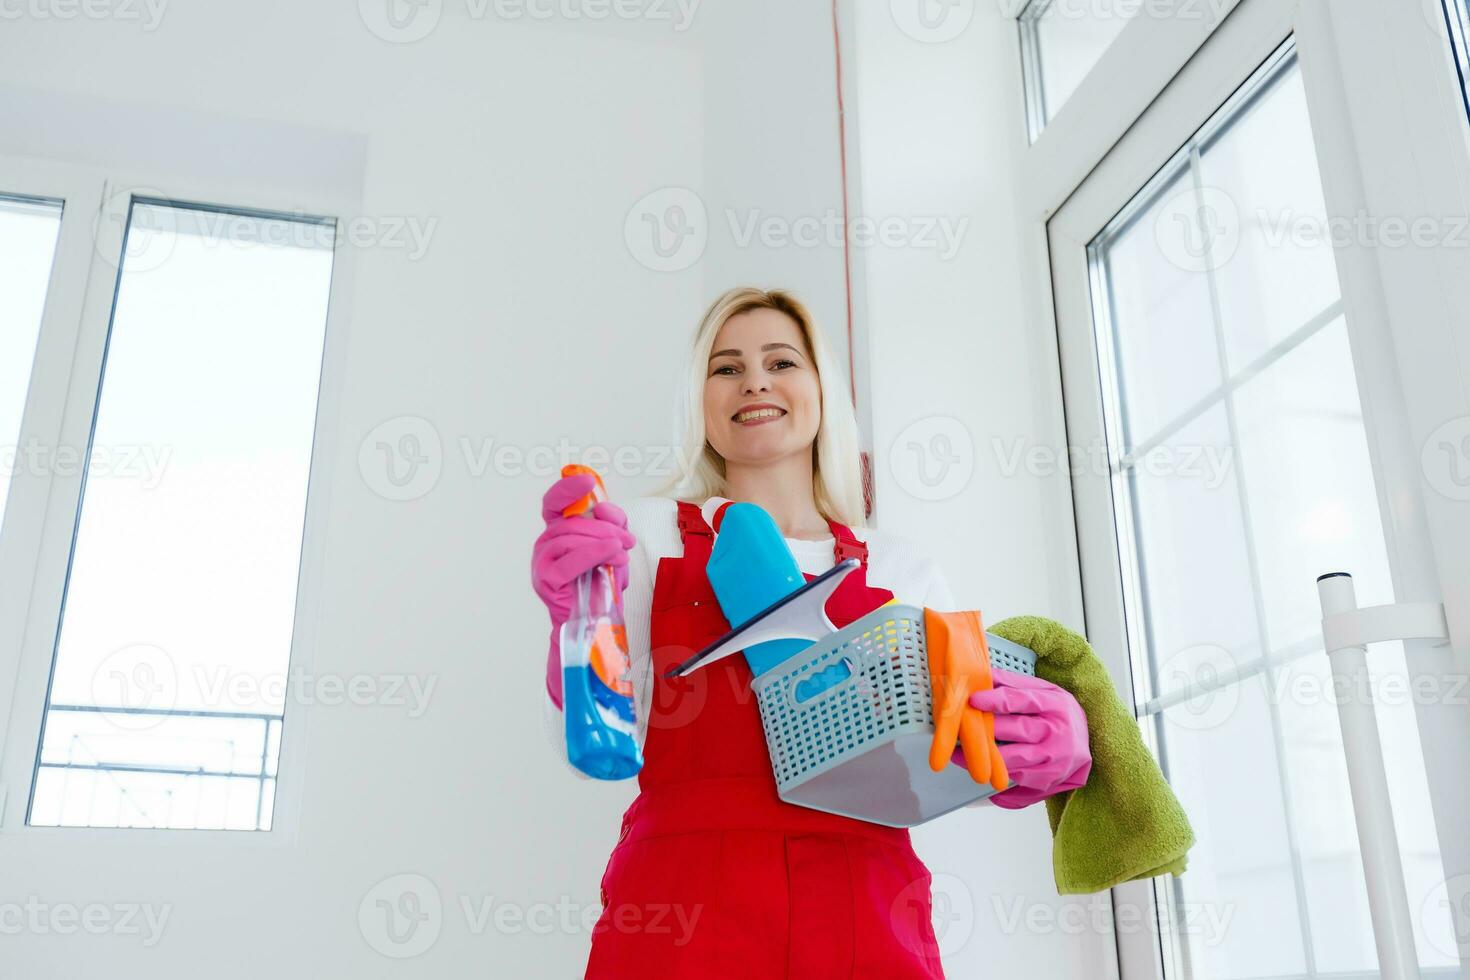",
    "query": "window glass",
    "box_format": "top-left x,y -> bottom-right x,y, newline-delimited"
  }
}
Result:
0,196 -> 64,533
29,200 -> 335,831
1088,42 -> 1457,976
1021,0 -> 1137,140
